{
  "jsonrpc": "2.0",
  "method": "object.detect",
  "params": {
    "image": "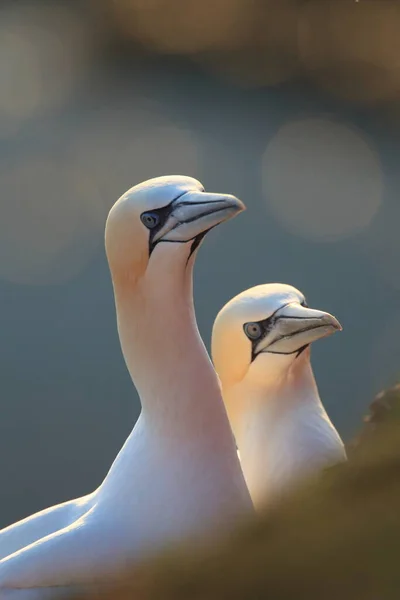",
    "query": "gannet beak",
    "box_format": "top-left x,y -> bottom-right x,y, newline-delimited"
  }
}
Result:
257,303 -> 342,356
152,191 -> 245,245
